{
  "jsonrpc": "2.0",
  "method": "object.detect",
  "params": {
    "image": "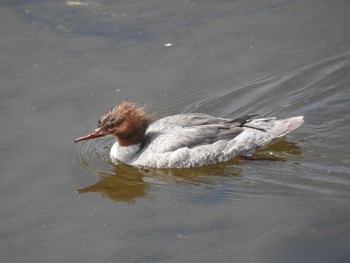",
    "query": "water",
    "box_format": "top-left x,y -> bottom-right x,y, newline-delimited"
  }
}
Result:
1,0 -> 350,262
